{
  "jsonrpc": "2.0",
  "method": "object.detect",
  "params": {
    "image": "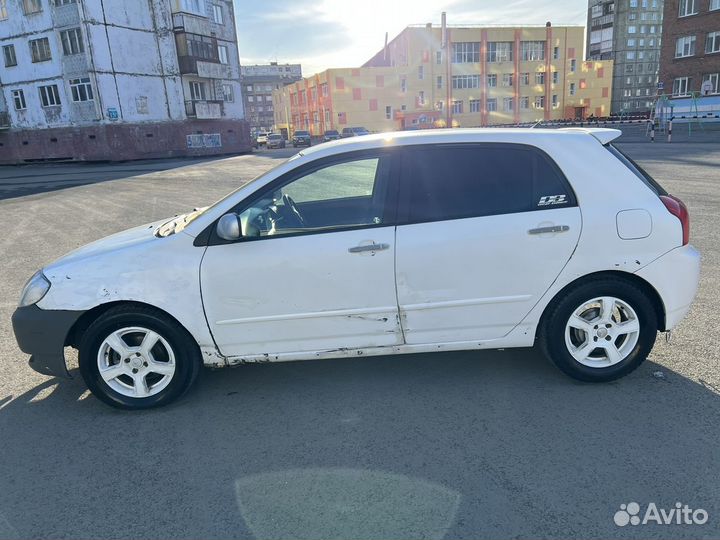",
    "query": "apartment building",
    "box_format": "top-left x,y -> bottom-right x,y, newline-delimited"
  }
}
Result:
659,0 -> 720,96
241,62 -> 301,135
587,0 -> 664,114
273,23 -> 612,135
0,0 -> 251,163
